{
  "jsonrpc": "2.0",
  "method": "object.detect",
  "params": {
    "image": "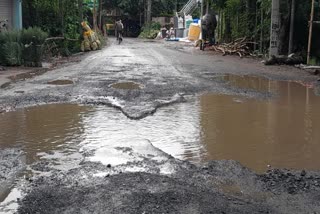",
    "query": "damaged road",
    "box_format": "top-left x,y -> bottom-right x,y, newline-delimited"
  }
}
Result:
1,38 -> 320,213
